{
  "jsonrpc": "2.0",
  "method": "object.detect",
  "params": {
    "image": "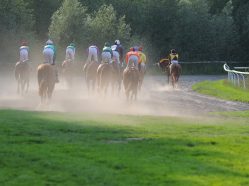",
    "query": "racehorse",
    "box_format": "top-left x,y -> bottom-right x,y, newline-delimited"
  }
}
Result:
111,62 -> 122,95
83,61 -> 99,93
37,63 -> 56,104
62,60 -> 73,87
14,61 -> 29,95
123,61 -> 139,102
97,62 -> 113,96
170,63 -> 181,88
158,58 -> 170,84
